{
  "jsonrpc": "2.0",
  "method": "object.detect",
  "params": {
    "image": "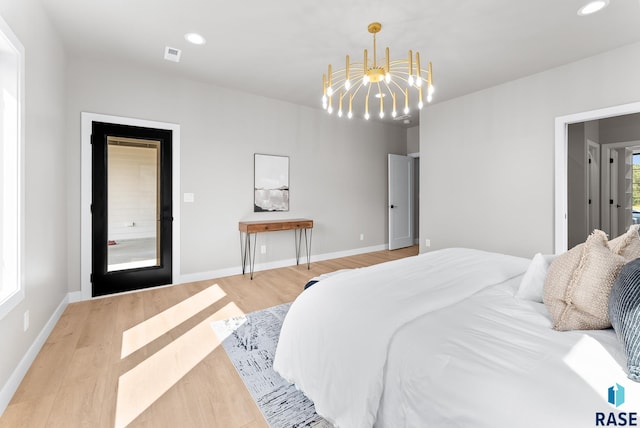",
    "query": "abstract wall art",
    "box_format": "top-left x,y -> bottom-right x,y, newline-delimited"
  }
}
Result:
254,154 -> 289,212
